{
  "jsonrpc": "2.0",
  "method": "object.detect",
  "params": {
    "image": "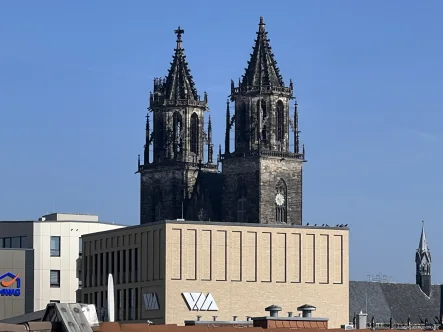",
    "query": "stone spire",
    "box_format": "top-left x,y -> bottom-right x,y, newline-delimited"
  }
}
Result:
240,16 -> 284,89
416,220 -> 431,296
163,26 -> 198,100
418,220 -> 430,254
